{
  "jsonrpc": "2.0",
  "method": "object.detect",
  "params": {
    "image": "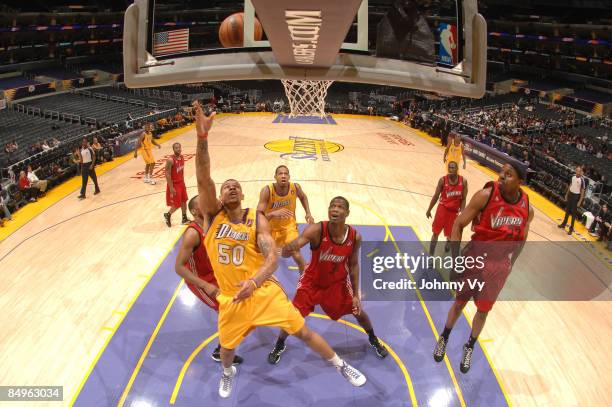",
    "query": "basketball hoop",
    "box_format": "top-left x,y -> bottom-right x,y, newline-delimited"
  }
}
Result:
281,79 -> 333,118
